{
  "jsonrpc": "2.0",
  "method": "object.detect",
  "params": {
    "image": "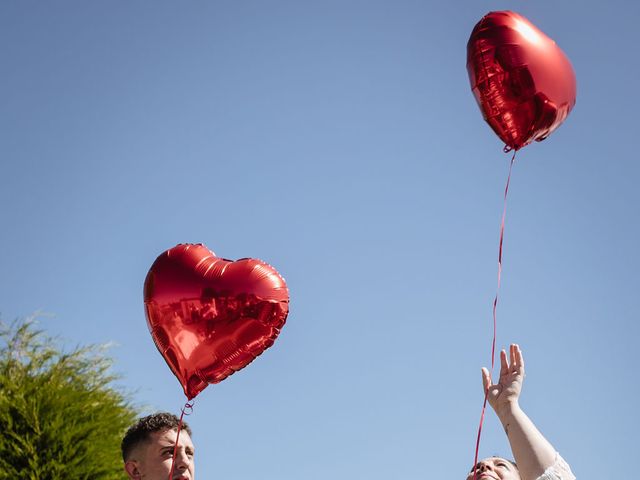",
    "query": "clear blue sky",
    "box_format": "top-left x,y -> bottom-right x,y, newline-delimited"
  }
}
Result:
1,1 -> 638,478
